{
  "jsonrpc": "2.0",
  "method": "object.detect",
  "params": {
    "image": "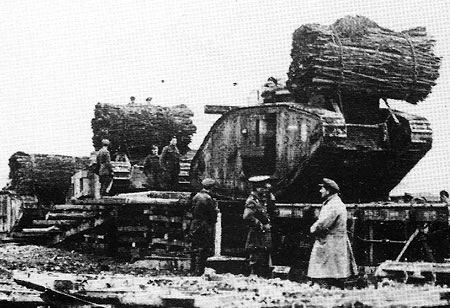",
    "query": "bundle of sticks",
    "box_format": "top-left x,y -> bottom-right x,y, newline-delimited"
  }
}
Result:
287,16 -> 441,104
91,103 -> 197,161
8,152 -> 89,204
